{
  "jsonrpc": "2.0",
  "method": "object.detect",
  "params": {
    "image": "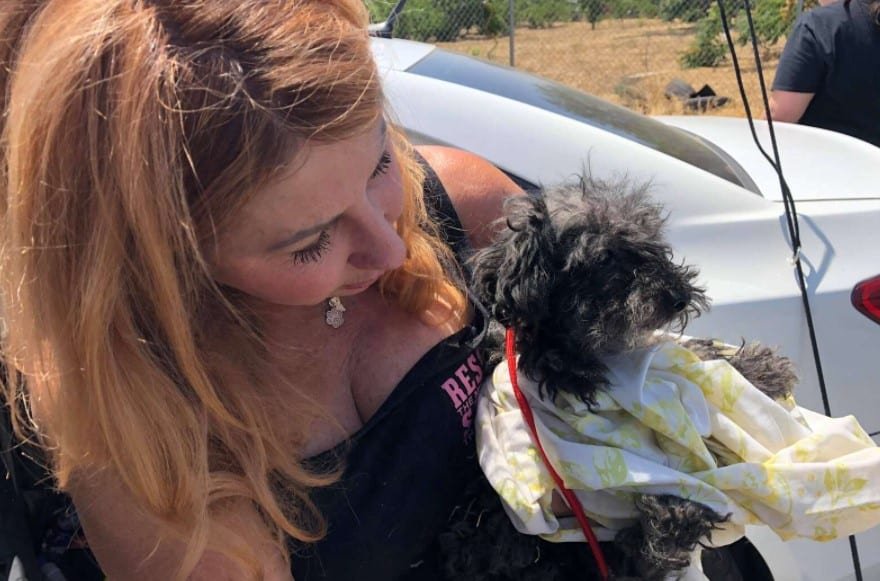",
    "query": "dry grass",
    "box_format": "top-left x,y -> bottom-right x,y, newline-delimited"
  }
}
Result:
438,18 -> 785,118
